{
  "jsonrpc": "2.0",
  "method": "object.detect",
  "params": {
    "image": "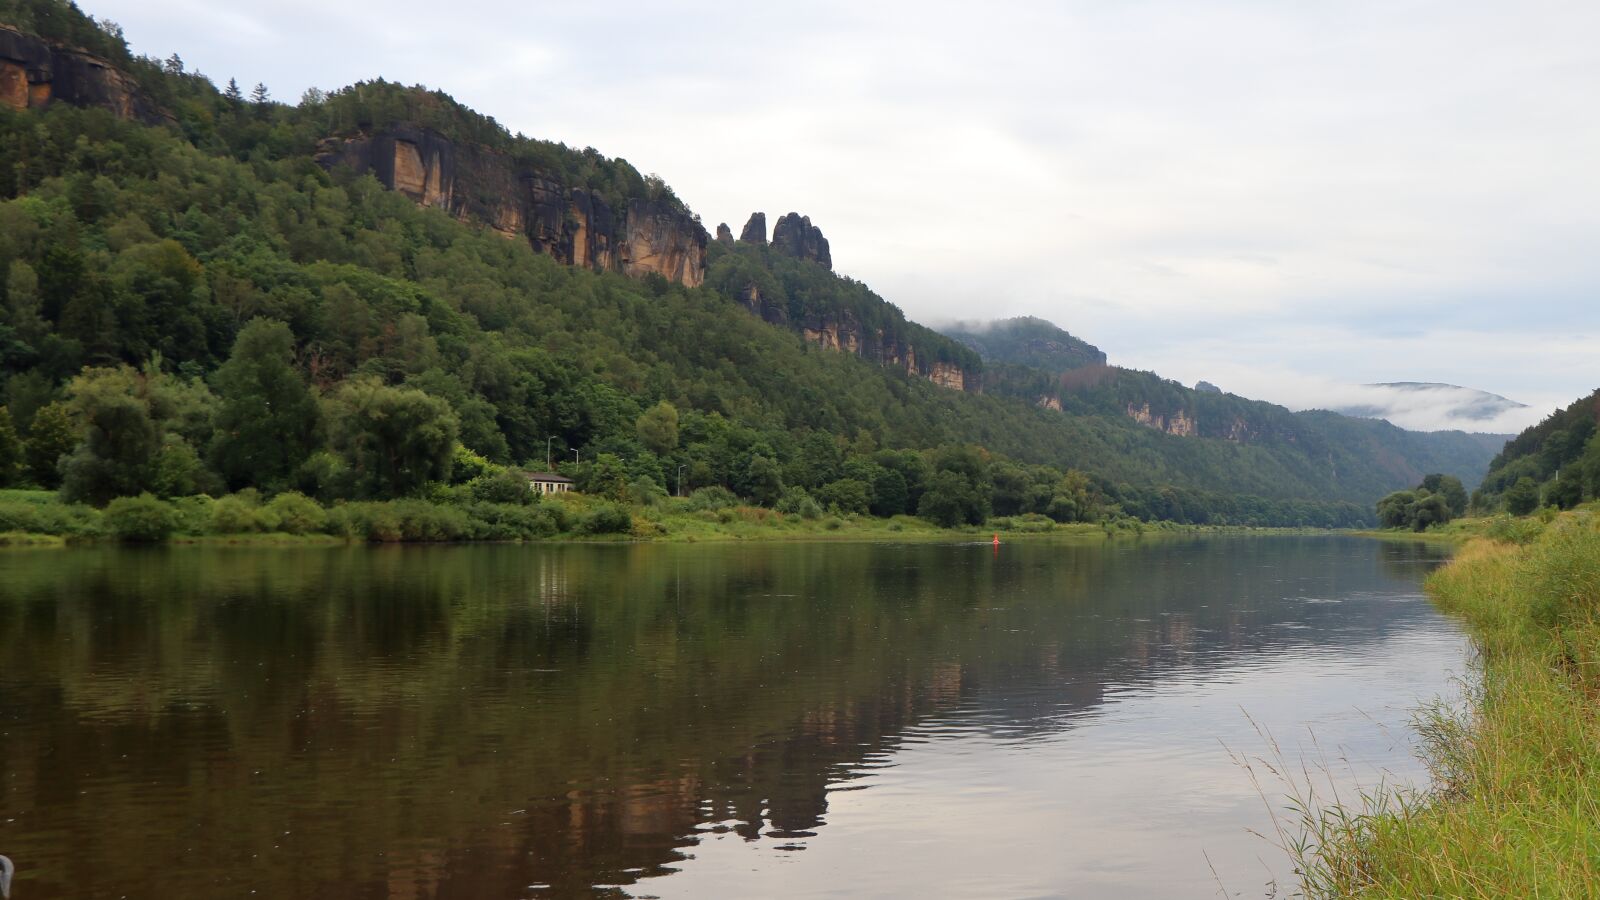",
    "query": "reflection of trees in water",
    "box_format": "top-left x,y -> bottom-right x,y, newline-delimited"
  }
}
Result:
0,537 -> 1445,898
